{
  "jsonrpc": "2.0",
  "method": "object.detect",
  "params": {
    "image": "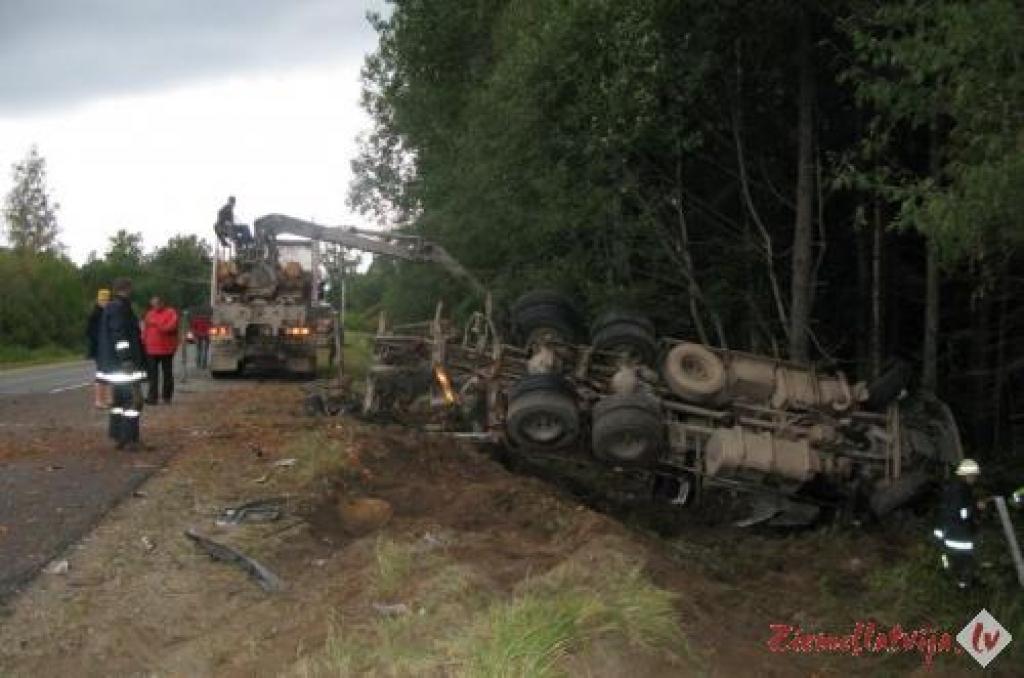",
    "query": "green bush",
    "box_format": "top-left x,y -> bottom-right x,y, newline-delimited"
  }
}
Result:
0,250 -> 87,351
